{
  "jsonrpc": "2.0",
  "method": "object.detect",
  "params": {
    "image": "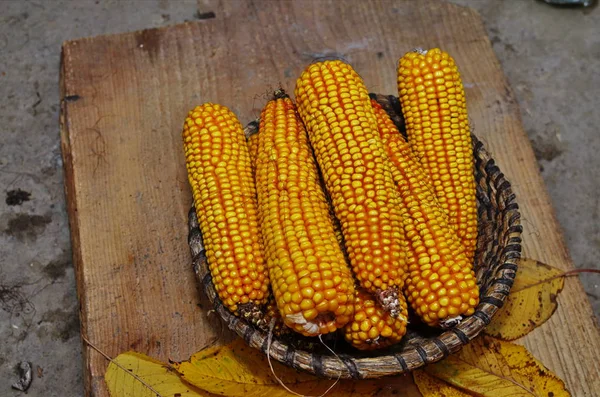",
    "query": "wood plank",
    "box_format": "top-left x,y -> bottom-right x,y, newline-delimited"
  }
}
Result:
59,0 -> 600,395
